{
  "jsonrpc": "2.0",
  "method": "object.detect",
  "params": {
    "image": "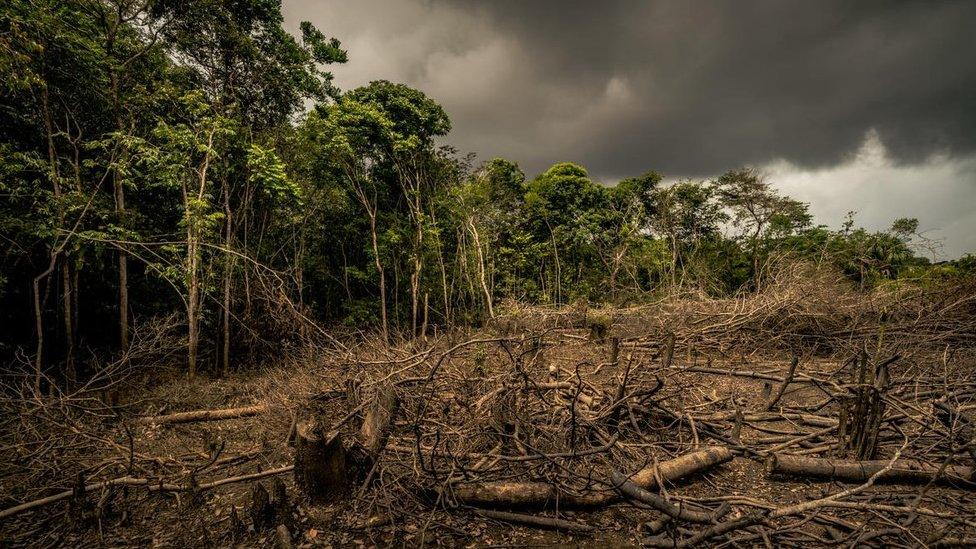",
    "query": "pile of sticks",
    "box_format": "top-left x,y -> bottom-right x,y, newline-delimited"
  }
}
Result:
3,310 -> 976,547
268,324 -> 976,546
